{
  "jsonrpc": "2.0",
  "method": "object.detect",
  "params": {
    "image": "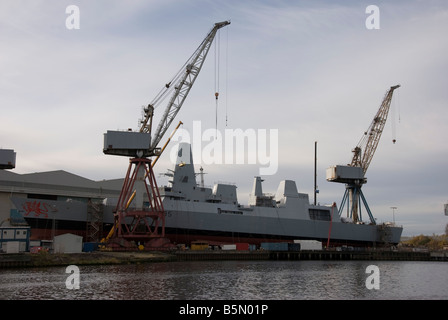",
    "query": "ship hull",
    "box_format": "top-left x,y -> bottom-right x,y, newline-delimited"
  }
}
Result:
162,208 -> 402,247
13,193 -> 402,247
23,216 -> 402,248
